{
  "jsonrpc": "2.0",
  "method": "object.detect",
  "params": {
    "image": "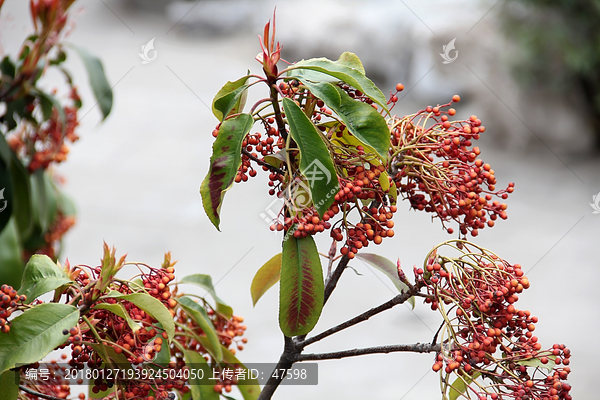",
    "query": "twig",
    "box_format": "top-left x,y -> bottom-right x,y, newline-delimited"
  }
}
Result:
269,84 -> 288,141
326,240 -> 337,281
242,148 -> 285,175
298,284 -> 422,348
323,254 -> 350,305
19,385 -> 65,400
293,342 -> 441,362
